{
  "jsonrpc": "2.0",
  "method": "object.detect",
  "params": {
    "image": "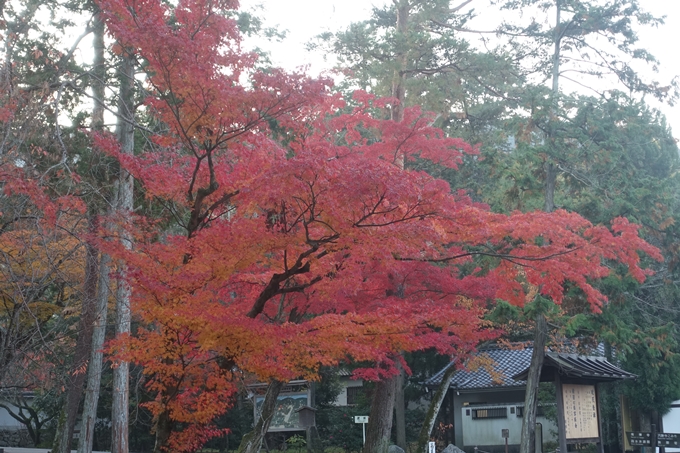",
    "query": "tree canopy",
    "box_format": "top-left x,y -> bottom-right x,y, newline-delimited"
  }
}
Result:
0,0 -> 675,452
